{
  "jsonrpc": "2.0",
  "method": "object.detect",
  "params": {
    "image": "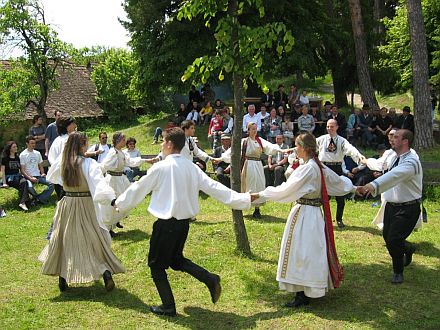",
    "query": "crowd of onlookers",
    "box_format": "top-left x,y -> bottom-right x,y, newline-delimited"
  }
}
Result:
1,111 -> 146,213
